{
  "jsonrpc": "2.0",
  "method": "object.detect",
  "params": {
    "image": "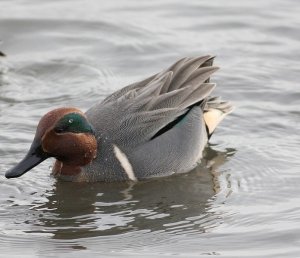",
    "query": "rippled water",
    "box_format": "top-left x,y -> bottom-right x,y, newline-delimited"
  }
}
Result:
1,0 -> 300,257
